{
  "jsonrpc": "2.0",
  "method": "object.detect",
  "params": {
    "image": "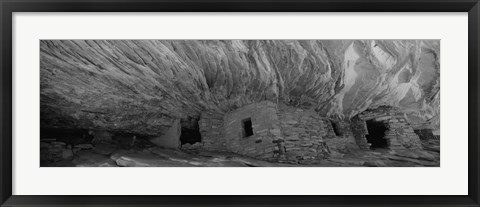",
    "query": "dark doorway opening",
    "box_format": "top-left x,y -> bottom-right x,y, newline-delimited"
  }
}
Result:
365,120 -> 389,149
330,120 -> 342,136
242,118 -> 254,138
180,120 -> 202,145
